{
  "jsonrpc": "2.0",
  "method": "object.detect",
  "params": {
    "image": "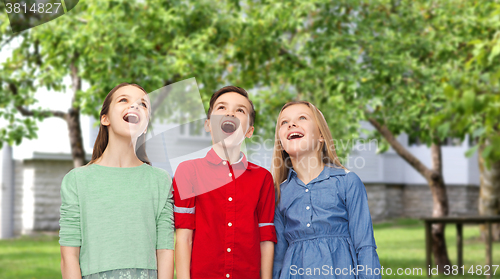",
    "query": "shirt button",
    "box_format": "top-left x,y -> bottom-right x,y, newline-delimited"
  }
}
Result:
306,206 -> 310,210
305,189 -> 309,192
228,173 -> 232,177
223,161 -> 227,165
226,274 -> 230,278
228,222 -> 233,227
307,223 -> 311,227
227,248 -> 231,252
228,197 -> 233,201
